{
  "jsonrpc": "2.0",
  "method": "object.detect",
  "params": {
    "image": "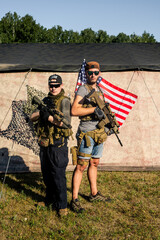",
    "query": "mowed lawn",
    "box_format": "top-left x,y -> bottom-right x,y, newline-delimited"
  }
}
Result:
0,171 -> 160,240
